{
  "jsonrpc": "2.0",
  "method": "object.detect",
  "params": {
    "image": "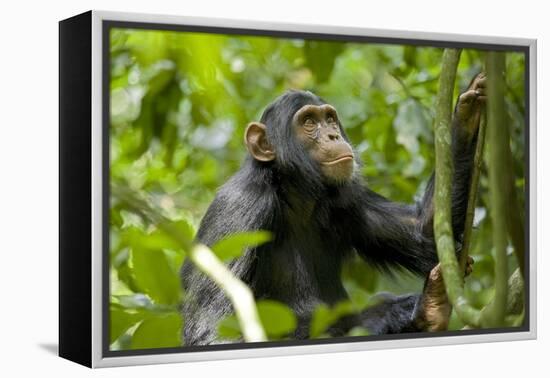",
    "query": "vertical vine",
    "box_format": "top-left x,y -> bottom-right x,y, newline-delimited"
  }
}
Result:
482,51 -> 509,327
433,48 -> 481,327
